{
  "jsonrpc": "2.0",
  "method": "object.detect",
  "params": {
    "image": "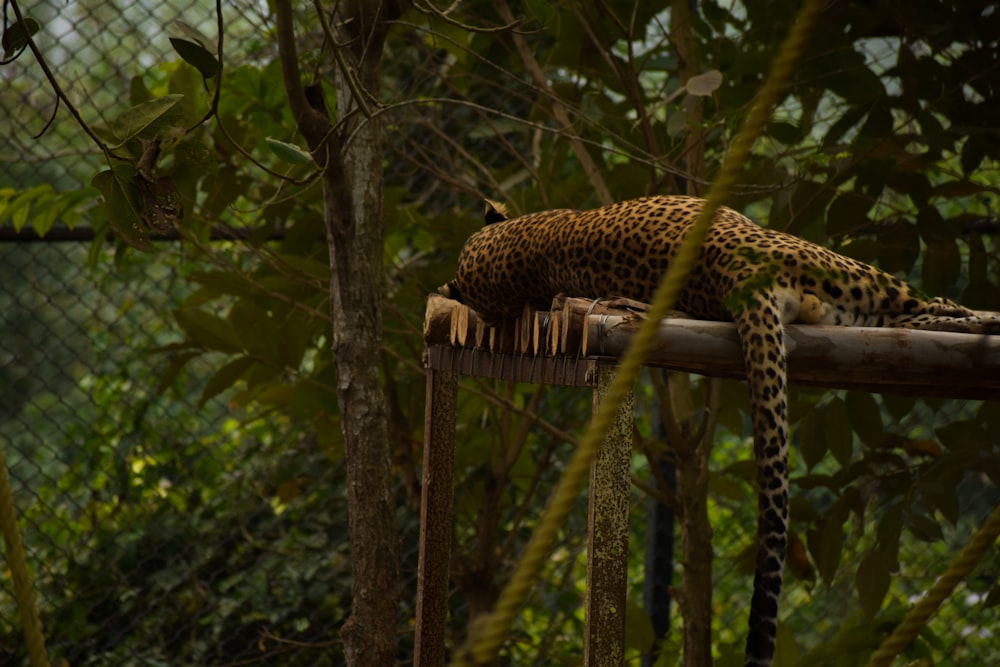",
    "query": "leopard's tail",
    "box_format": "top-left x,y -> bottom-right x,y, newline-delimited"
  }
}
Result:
735,292 -> 790,667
